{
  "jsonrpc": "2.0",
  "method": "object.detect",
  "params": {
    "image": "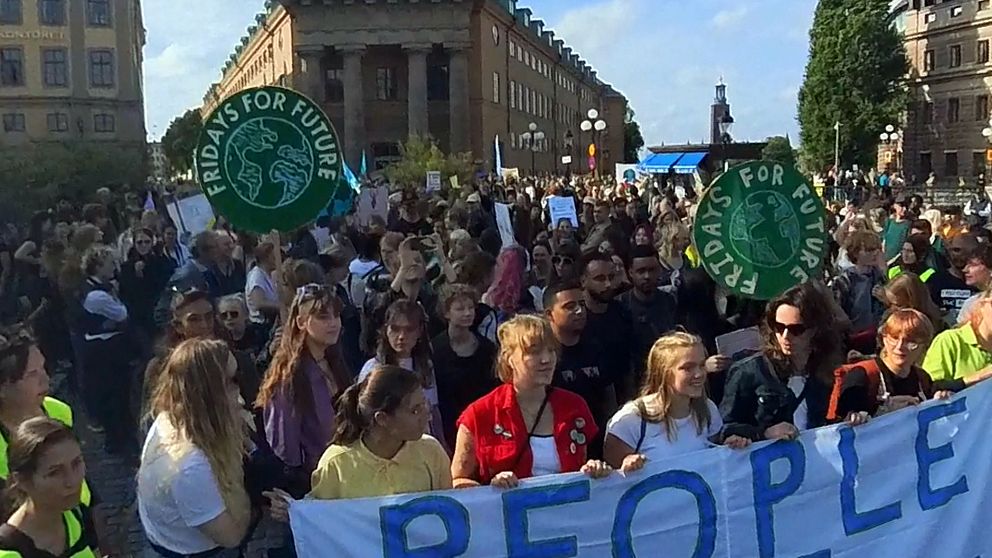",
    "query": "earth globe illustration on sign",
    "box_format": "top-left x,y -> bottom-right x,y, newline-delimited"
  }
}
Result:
728,191 -> 801,267
223,118 -> 315,209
